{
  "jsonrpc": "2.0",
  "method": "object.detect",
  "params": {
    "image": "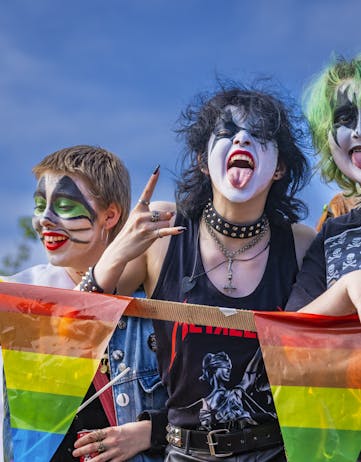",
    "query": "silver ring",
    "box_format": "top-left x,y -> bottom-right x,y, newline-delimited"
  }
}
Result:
97,440 -> 106,453
94,429 -> 105,442
157,229 -> 163,239
138,199 -> 150,206
151,211 -> 160,222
